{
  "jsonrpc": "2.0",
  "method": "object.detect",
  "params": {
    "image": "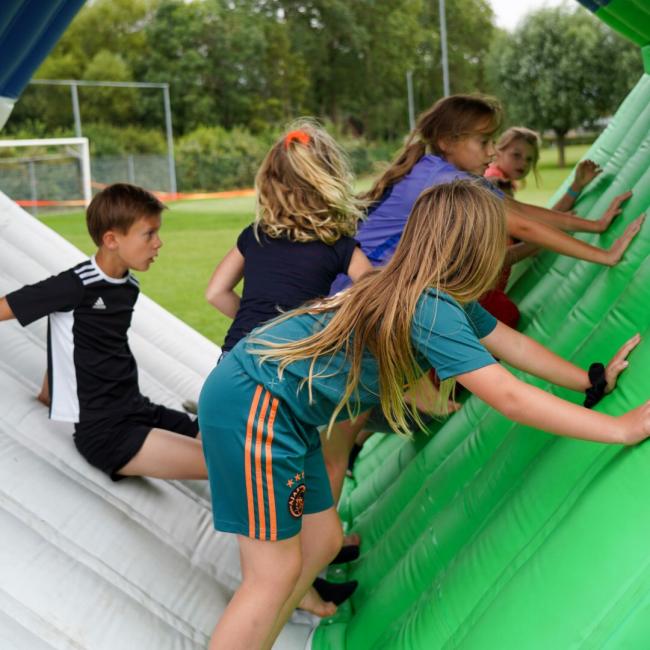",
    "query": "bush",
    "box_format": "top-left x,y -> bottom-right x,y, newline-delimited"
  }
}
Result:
83,123 -> 167,156
2,119 -> 402,194
341,137 -> 401,177
174,122 -> 401,192
175,126 -> 274,192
